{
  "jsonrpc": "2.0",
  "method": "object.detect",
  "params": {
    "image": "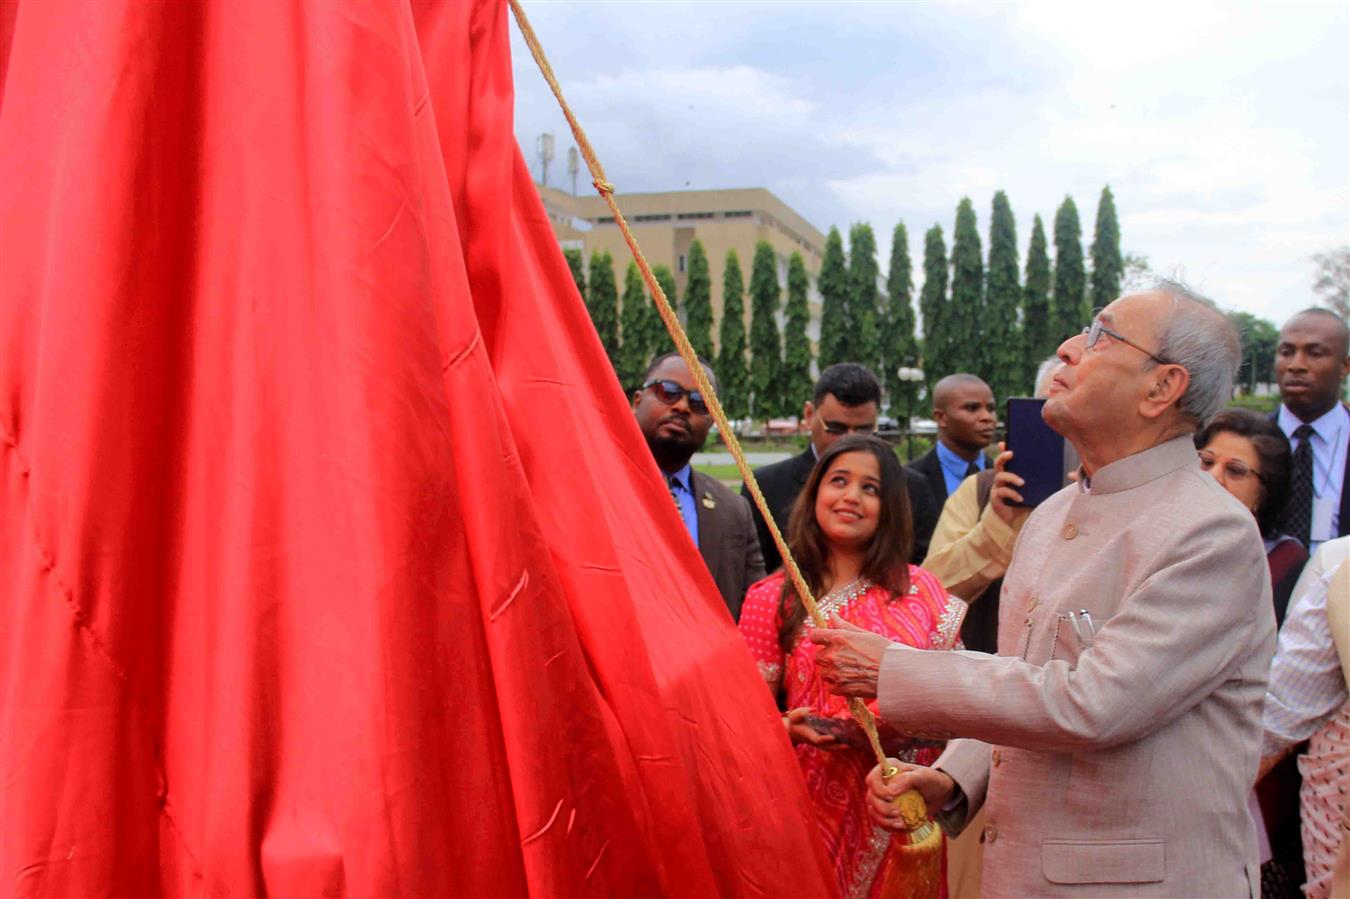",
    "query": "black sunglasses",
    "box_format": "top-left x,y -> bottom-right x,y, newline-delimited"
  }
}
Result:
642,379 -> 709,415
